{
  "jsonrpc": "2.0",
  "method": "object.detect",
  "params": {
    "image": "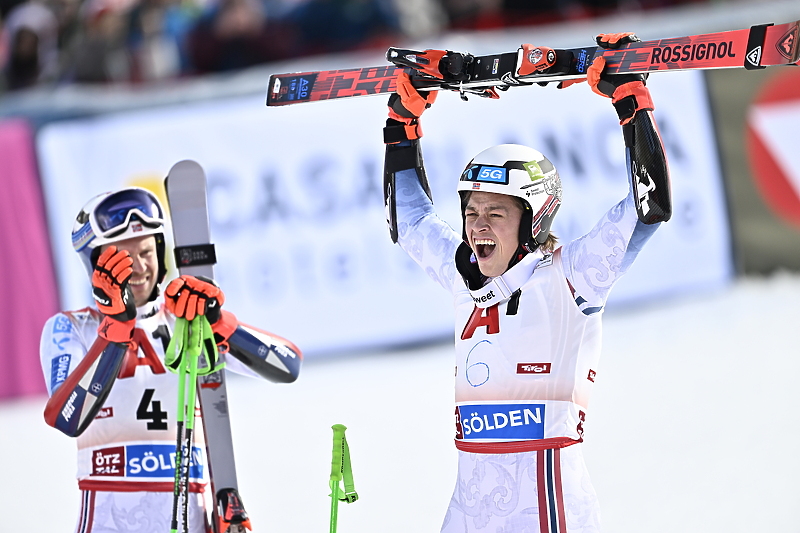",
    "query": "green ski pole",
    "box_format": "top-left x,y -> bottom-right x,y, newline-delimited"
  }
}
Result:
329,424 -> 358,533
167,316 -> 224,533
